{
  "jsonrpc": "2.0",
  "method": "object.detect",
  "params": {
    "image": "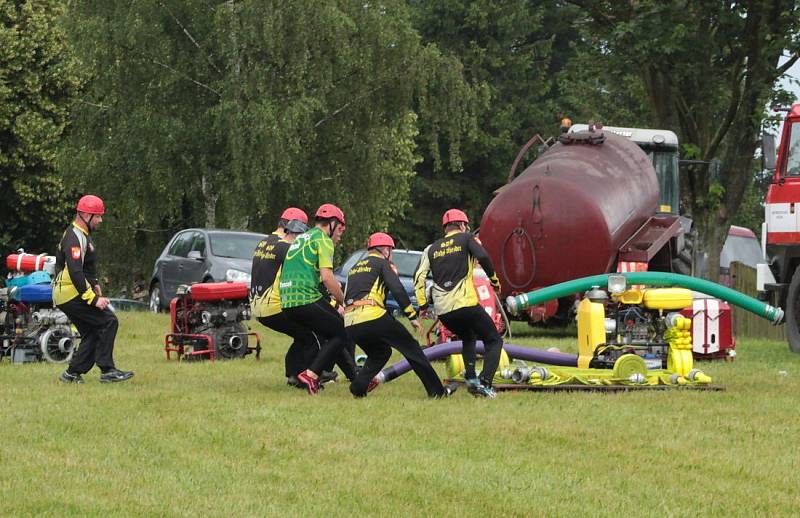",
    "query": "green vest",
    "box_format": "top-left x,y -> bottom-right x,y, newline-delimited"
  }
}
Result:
279,227 -> 335,308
